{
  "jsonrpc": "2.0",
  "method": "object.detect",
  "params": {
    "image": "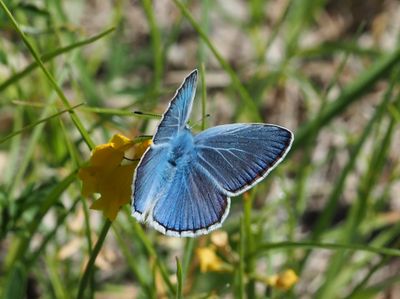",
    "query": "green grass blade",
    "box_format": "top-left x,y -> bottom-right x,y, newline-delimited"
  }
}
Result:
0,27 -> 115,92
112,223 -> 154,298
77,219 -> 112,299
3,106 -> 23,185
26,198 -> 80,267
2,262 -> 27,299
284,0 -> 325,57
0,0 -> 96,149
173,0 -> 262,121
311,74 -> 398,240
198,0 -> 210,66
5,171 -> 77,270
352,275 -> 400,299
243,193 -> 256,298
314,91 -> 400,298
200,63 -> 207,130
254,241 -> 400,257
0,103 -> 83,144
236,217 -> 245,299
142,0 -> 163,90
176,257 -> 183,299
182,237 -> 195,283
131,220 -> 176,296
46,255 -> 68,299
293,47 -> 400,150
347,256 -> 389,298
